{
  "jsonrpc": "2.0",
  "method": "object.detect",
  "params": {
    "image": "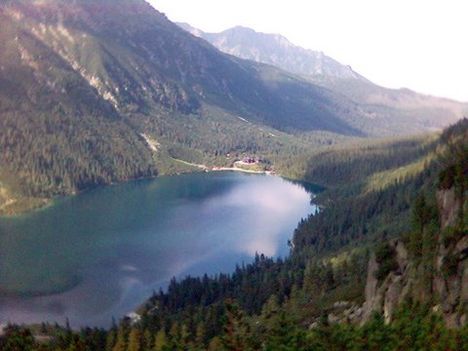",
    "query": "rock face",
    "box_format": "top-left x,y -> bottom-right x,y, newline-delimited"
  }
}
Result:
434,188 -> 467,327
361,240 -> 409,324
437,187 -> 463,229
361,188 -> 467,327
